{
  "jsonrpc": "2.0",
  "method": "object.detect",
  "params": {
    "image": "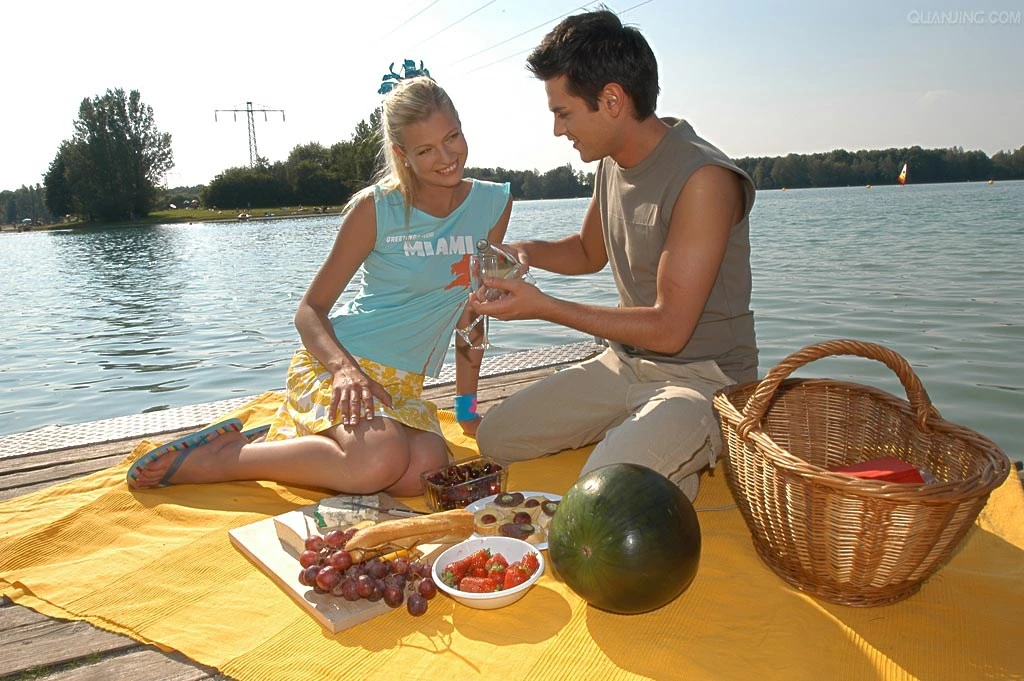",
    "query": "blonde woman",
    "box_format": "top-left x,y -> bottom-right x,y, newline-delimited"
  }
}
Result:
128,77 -> 512,496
